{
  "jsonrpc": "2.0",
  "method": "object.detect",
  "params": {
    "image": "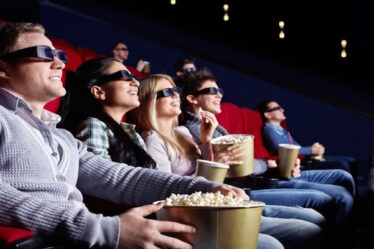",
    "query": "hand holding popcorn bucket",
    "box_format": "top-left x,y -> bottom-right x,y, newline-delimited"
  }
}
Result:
211,135 -> 254,177
156,192 -> 264,249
